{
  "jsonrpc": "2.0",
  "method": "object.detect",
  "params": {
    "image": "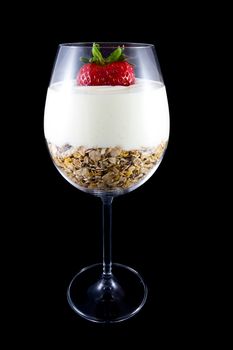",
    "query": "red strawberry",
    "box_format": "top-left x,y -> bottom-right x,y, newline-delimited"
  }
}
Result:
77,43 -> 135,86
77,61 -> 135,86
